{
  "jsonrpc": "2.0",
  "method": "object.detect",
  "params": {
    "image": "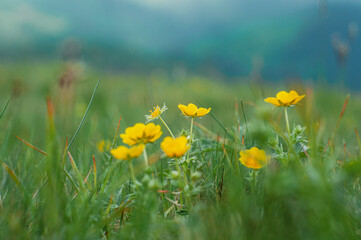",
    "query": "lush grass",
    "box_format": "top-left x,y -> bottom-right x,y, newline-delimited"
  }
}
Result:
1,61 -> 361,239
